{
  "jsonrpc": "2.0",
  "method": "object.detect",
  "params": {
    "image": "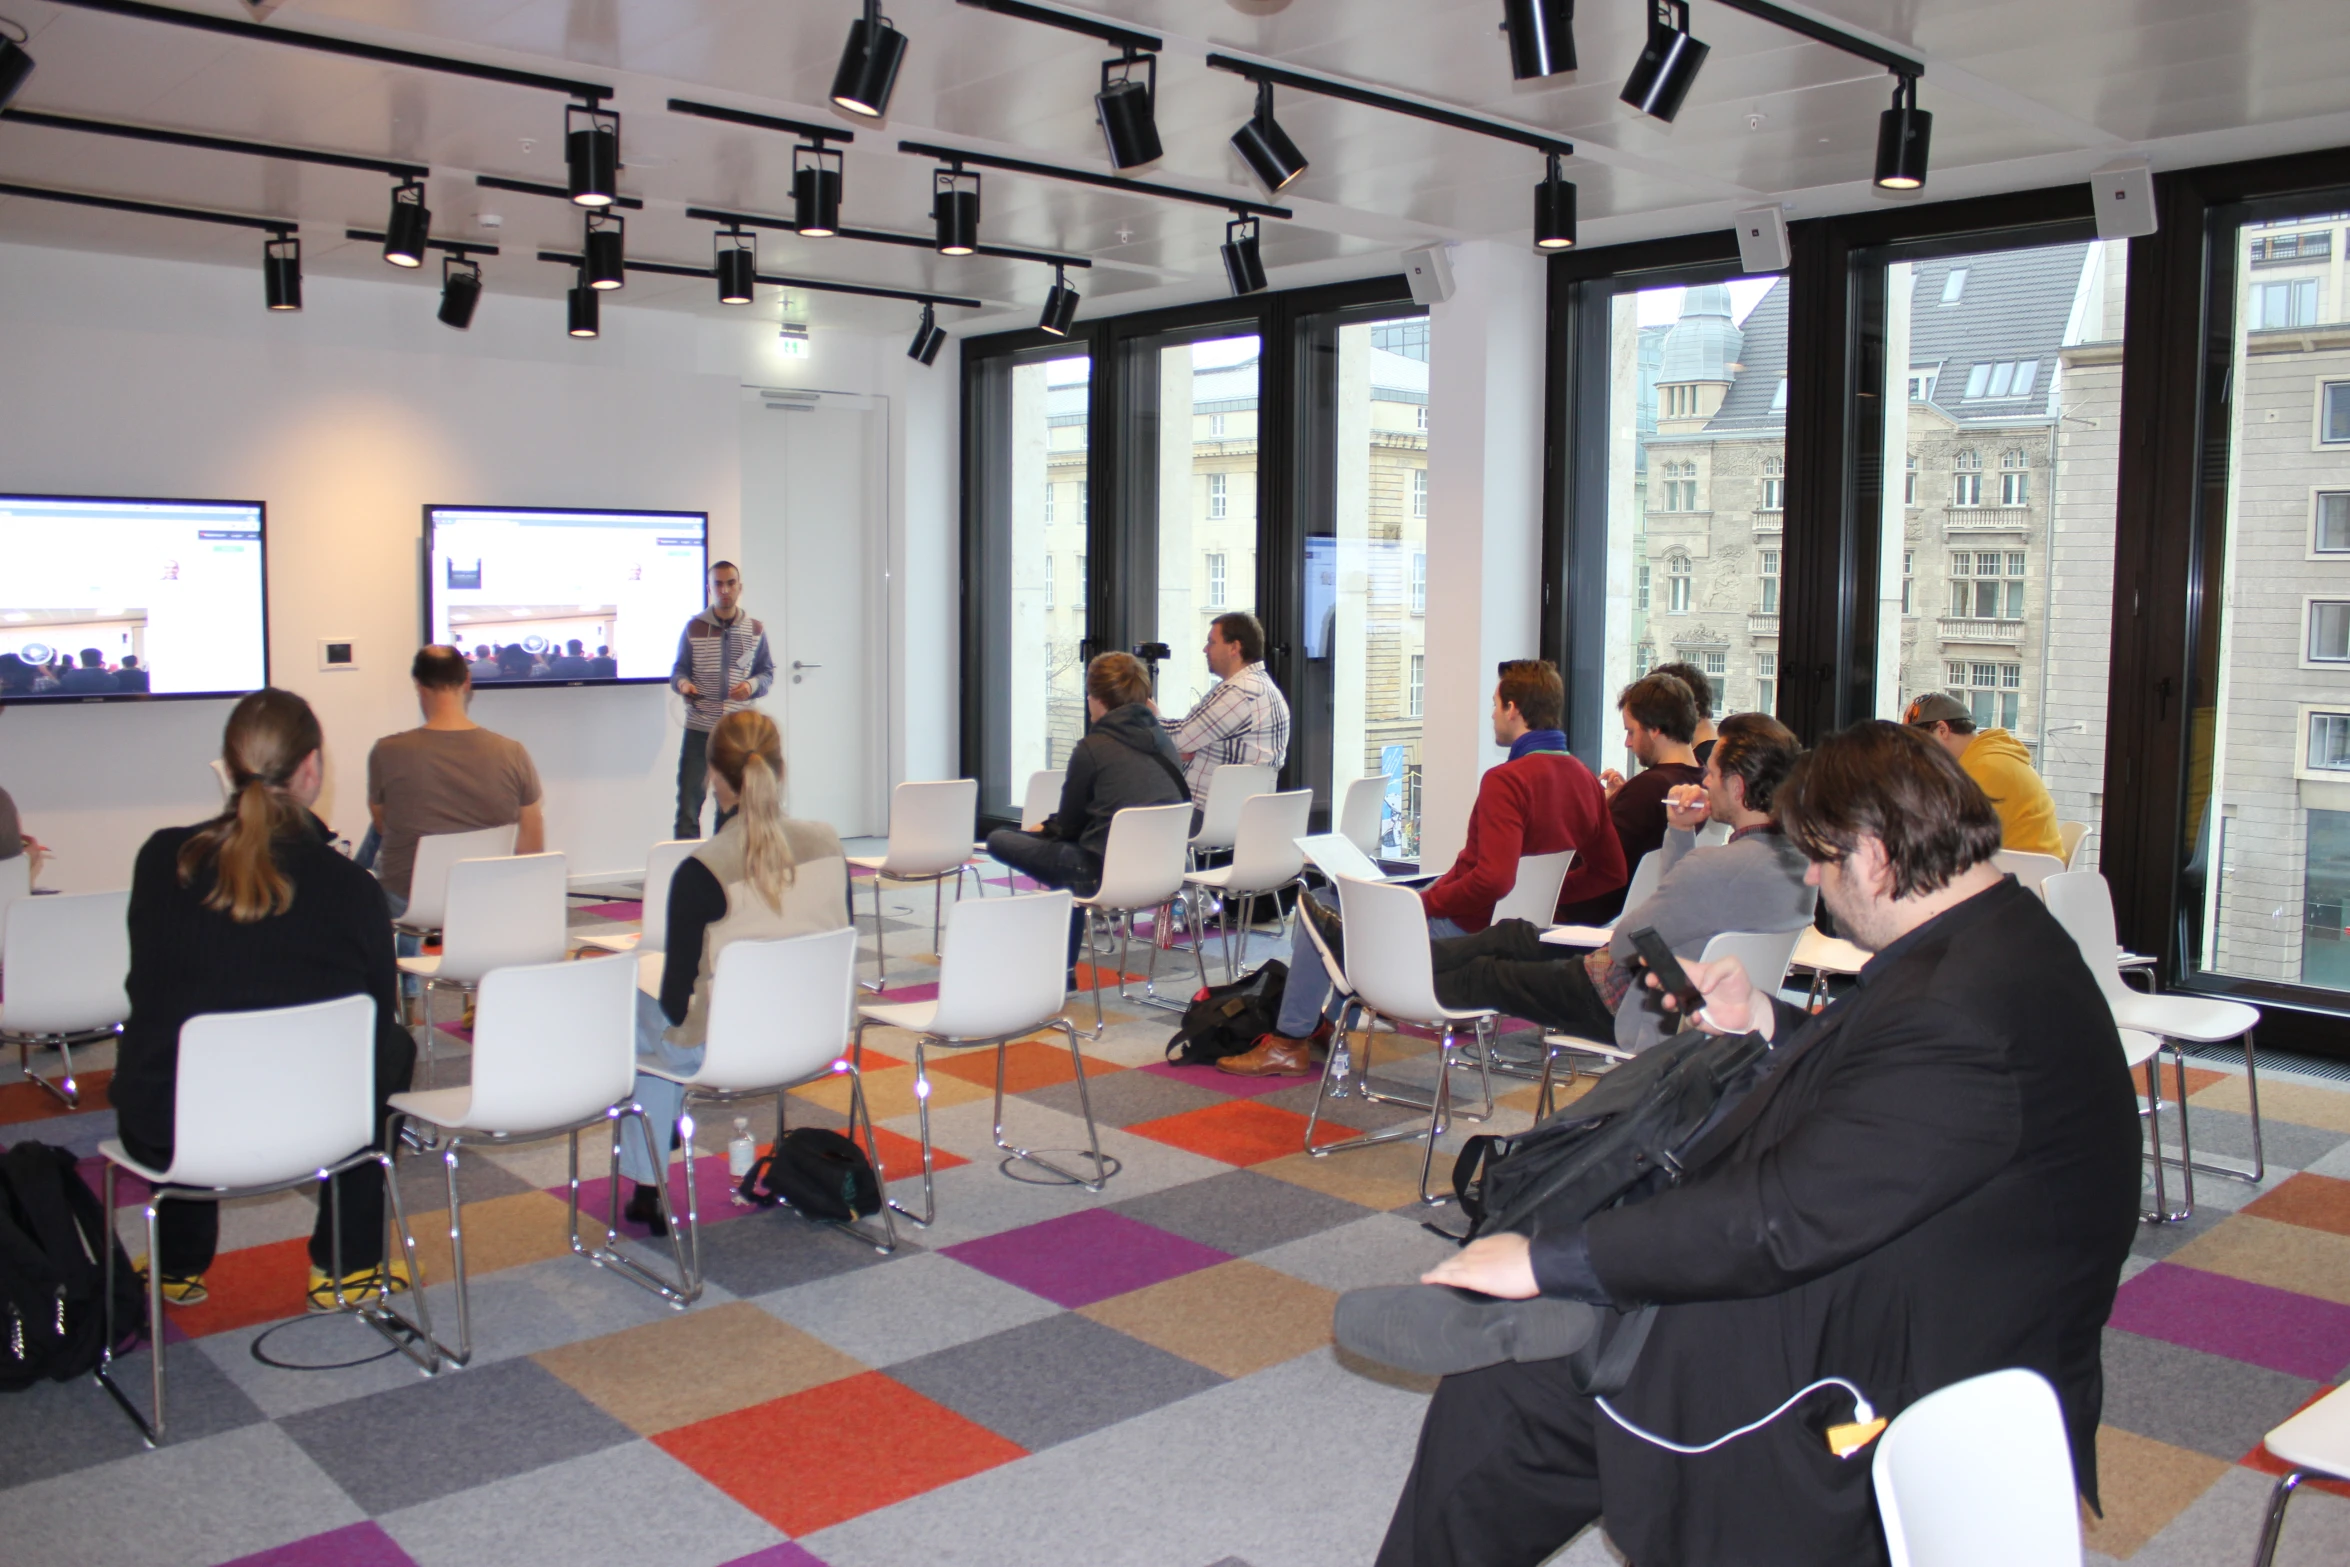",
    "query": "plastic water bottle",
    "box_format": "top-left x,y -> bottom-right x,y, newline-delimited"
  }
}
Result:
727,1117 -> 757,1177
1328,1038 -> 1351,1098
